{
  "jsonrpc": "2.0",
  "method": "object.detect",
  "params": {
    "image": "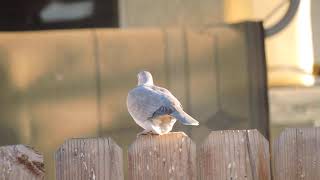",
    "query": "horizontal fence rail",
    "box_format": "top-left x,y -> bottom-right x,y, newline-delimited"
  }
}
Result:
0,128 -> 319,179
